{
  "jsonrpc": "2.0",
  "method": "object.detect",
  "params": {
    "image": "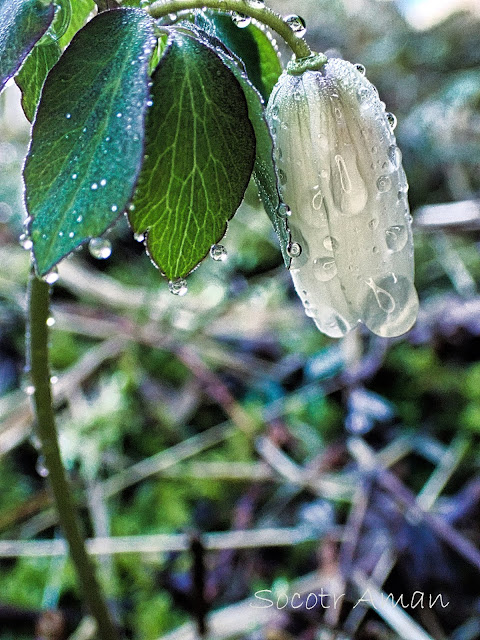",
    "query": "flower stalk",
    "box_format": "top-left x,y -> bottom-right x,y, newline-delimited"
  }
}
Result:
28,274 -> 119,640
